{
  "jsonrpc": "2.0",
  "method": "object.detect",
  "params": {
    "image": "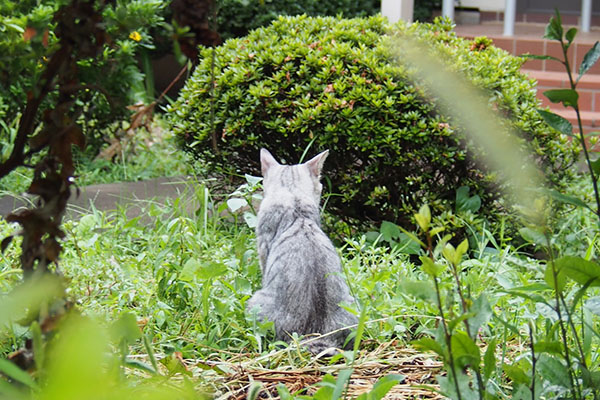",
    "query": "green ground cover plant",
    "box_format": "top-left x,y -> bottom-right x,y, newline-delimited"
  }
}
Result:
1,173 -> 598,397
170,15 -> 577,230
